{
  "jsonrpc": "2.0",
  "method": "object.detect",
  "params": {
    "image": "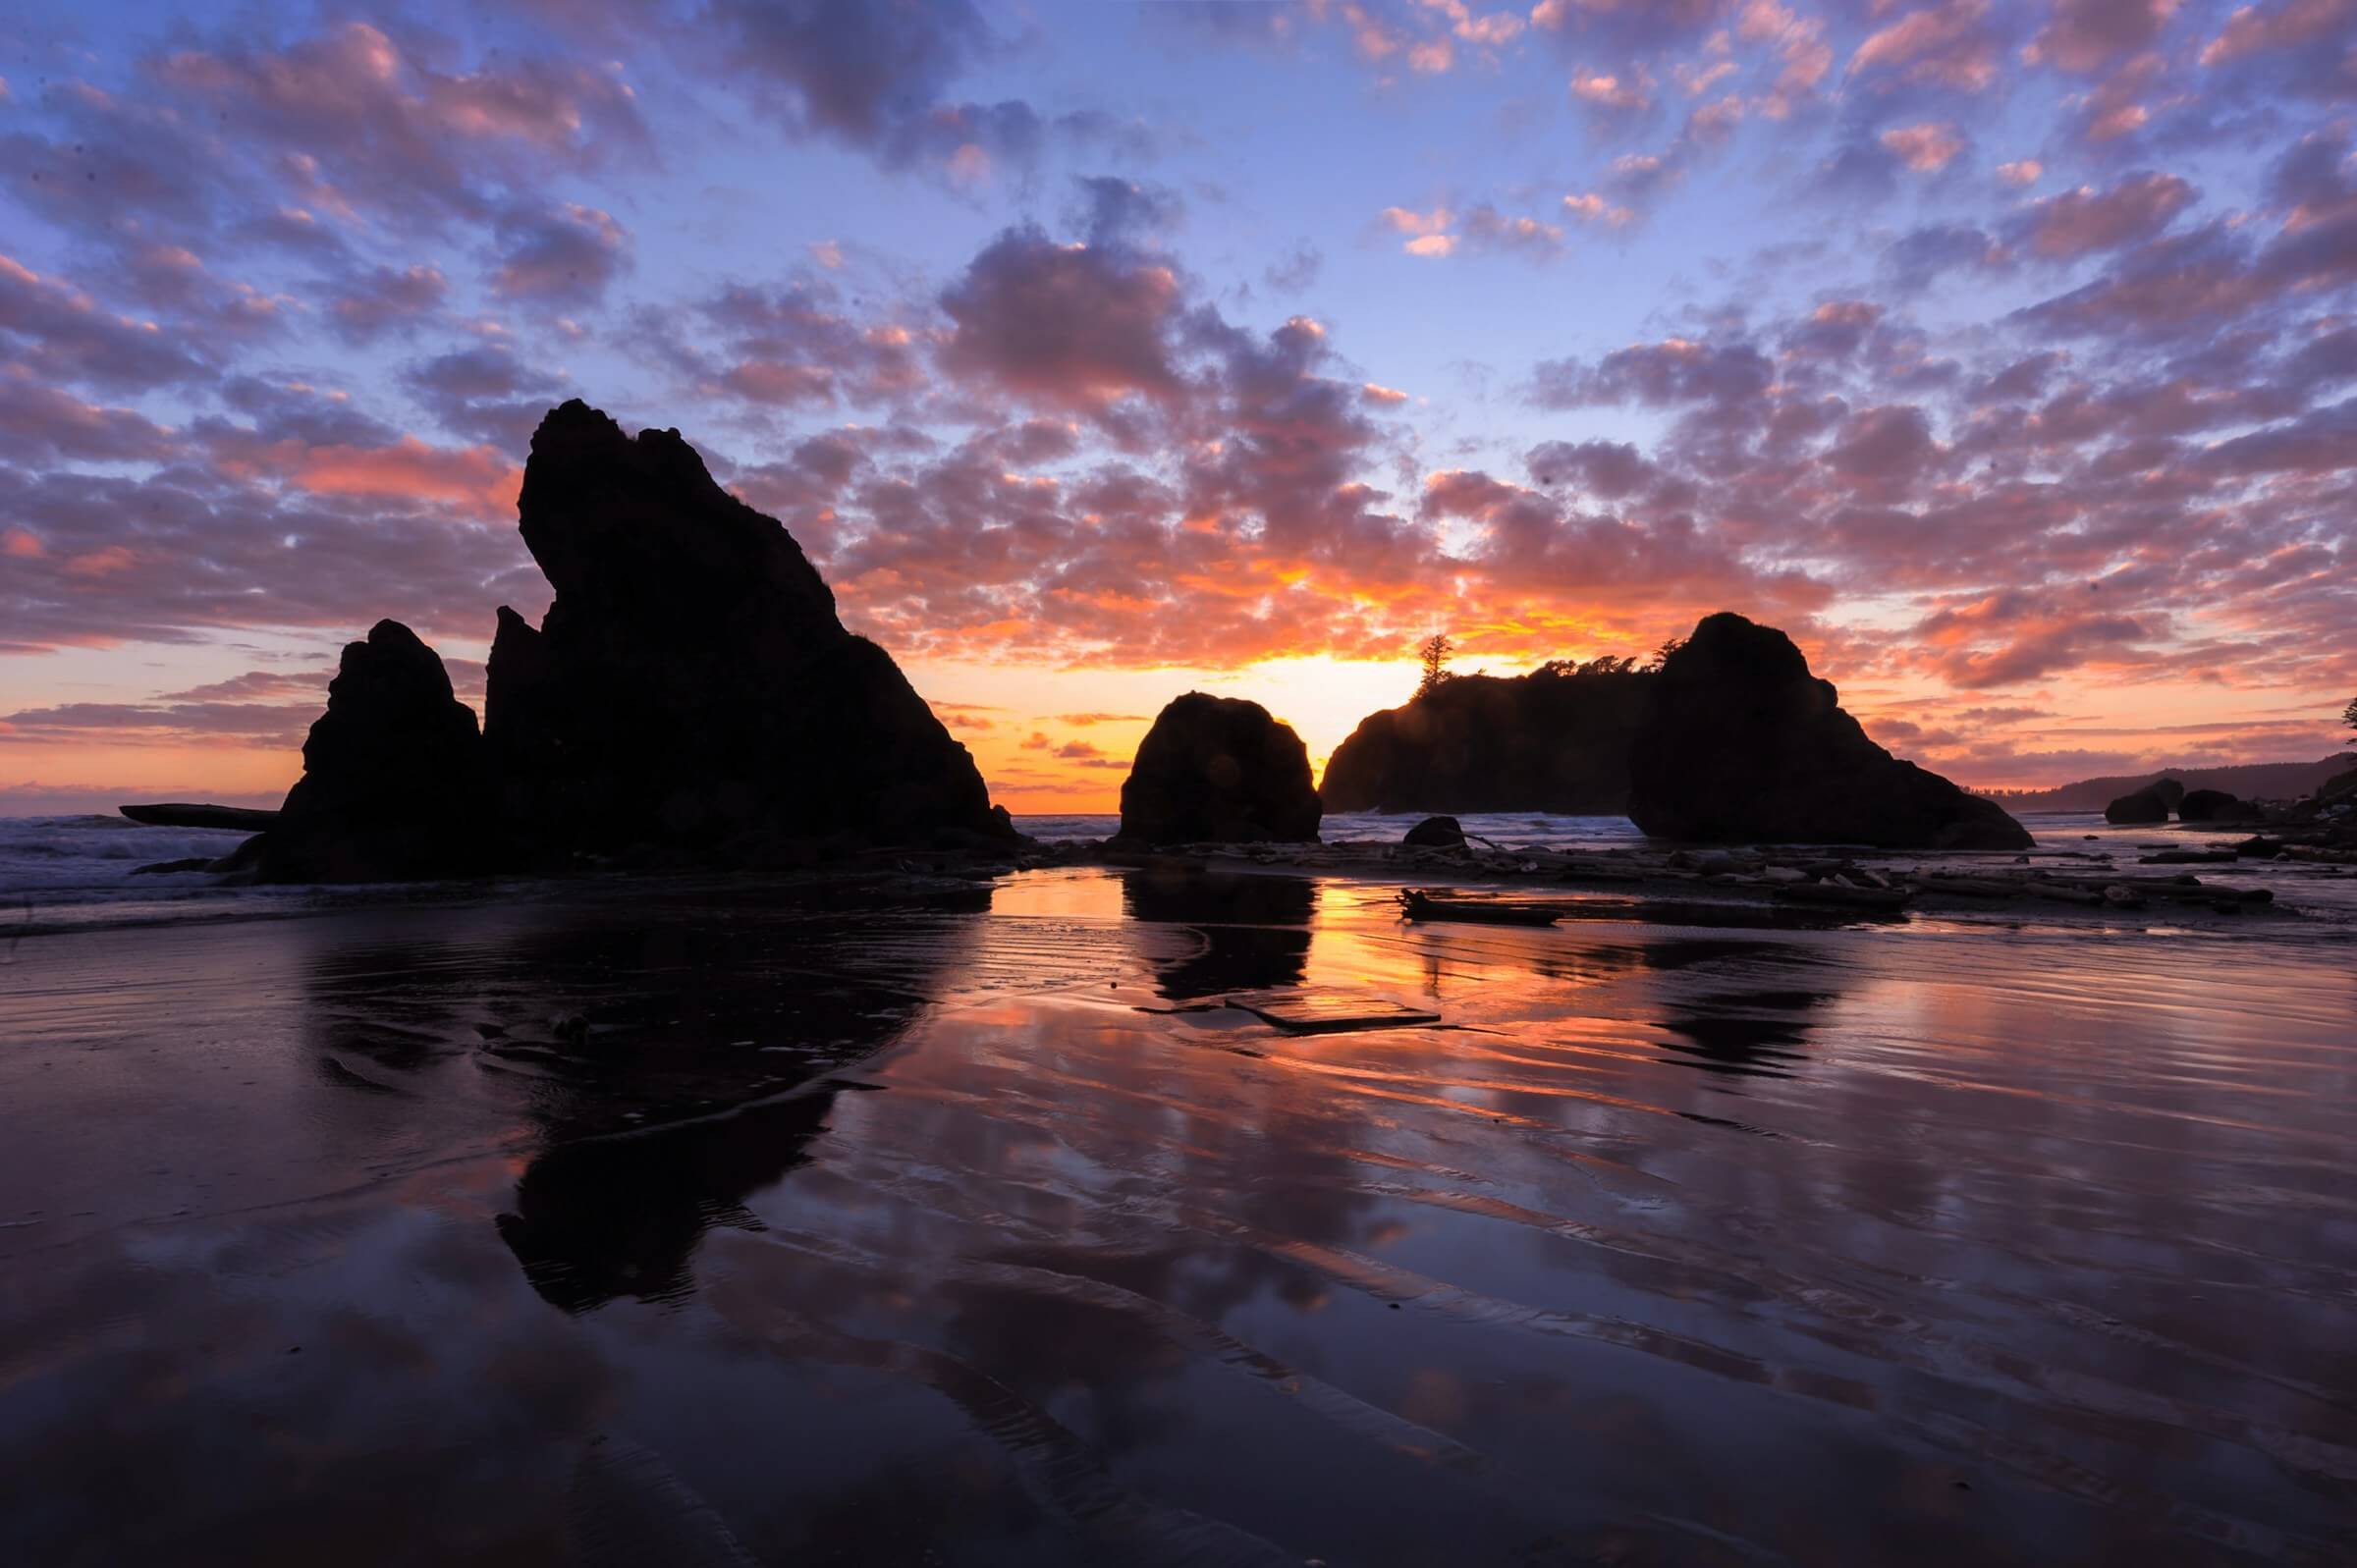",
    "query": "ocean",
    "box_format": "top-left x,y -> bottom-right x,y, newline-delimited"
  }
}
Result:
12,806 -> 2357,939
0,809 -> 1651,939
